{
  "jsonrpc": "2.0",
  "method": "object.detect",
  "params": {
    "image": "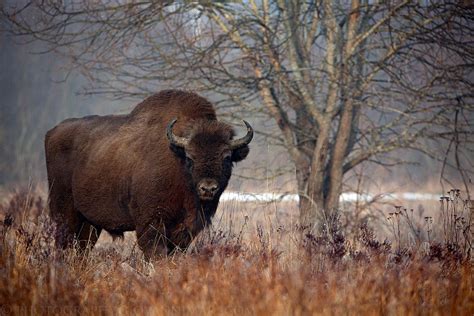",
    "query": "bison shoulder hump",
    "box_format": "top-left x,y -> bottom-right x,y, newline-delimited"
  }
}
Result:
130,90 -> 217,119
